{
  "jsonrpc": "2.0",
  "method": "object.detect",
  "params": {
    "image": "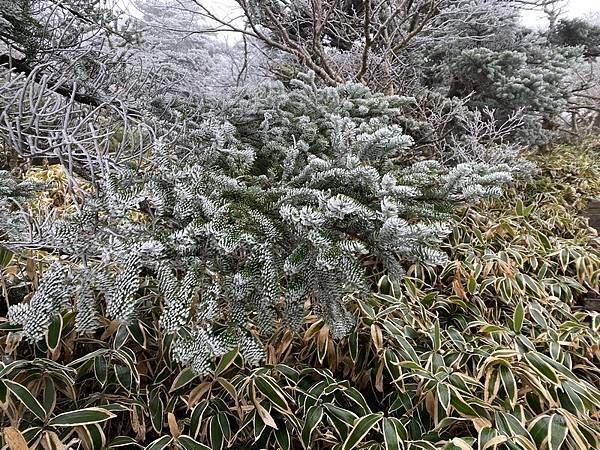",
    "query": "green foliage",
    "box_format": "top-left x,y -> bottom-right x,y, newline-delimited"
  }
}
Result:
1,144 -> 598,448
0,0 -> 137,59
0,0 -> 41,59
448,44 -> 577,141
241,0 -> 581,142
1,2 -> 599,447
526,141 -> 600,211
4,74 -> 513,377
550,18 -> 600,58
0,172 -> 44,271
